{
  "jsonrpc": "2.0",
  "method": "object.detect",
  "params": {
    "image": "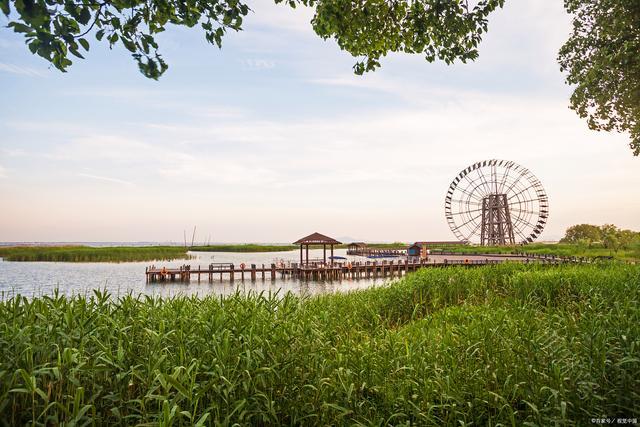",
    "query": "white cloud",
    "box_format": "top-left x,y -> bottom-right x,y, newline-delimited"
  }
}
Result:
77,173 -> 134,186
0,62 -> 47,77
0,165 -> 6,178
241,58 -> 276,70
